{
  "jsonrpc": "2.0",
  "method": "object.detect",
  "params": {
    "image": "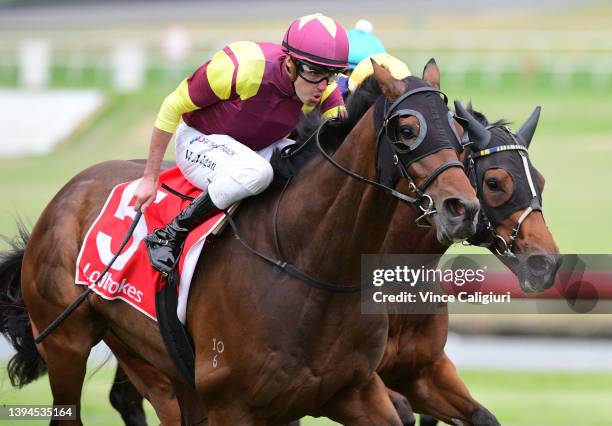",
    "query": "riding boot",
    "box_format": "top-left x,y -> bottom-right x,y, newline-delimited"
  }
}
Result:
145,192 -> 218,275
